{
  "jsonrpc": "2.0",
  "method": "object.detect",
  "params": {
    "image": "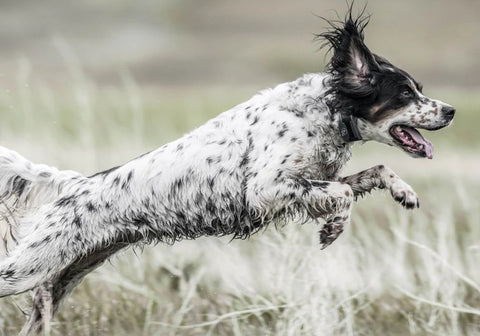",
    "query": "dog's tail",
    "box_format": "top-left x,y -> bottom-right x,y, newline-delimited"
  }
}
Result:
0,146 -> 82,257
